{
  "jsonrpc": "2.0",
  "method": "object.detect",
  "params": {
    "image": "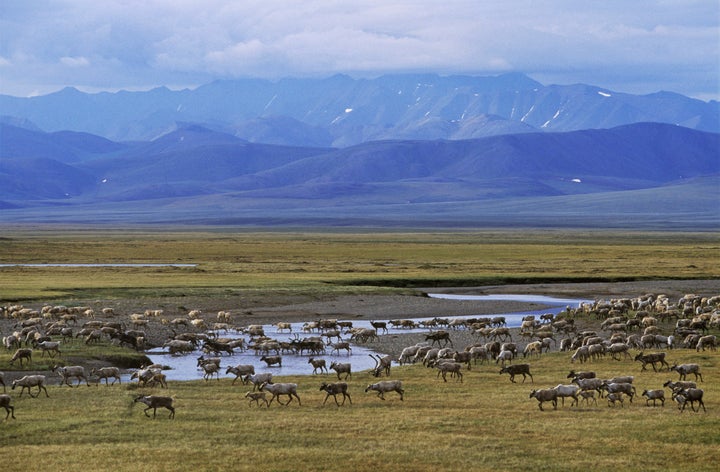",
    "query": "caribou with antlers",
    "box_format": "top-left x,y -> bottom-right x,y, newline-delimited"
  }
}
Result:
370,354 -> 392,377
